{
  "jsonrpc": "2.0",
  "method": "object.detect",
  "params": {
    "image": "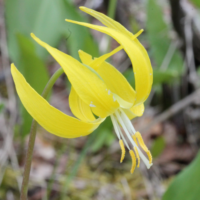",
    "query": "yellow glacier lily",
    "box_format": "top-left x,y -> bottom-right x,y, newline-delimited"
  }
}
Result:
11,7 -> 153,173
